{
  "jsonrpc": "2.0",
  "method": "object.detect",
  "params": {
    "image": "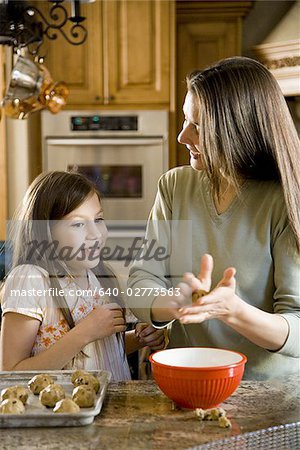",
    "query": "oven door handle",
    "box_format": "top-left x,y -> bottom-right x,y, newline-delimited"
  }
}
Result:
46,138 -> 164,146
